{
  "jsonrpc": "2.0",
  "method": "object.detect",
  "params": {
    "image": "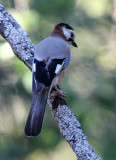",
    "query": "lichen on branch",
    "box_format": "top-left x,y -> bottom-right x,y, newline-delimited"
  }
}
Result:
0,3 -> 34,69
